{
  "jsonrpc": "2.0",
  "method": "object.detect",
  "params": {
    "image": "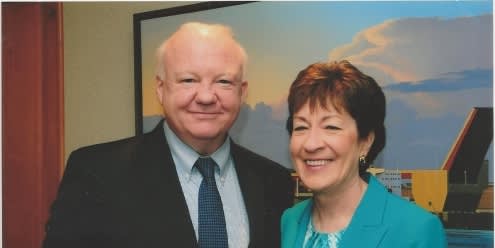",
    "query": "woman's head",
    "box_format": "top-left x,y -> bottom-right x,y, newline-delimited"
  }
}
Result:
287,61 -> 385,189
